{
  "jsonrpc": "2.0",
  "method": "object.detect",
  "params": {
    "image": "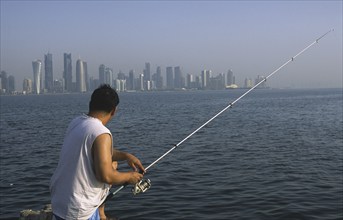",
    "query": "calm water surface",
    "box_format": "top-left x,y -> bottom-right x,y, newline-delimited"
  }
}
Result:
0,89 -> 342,219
